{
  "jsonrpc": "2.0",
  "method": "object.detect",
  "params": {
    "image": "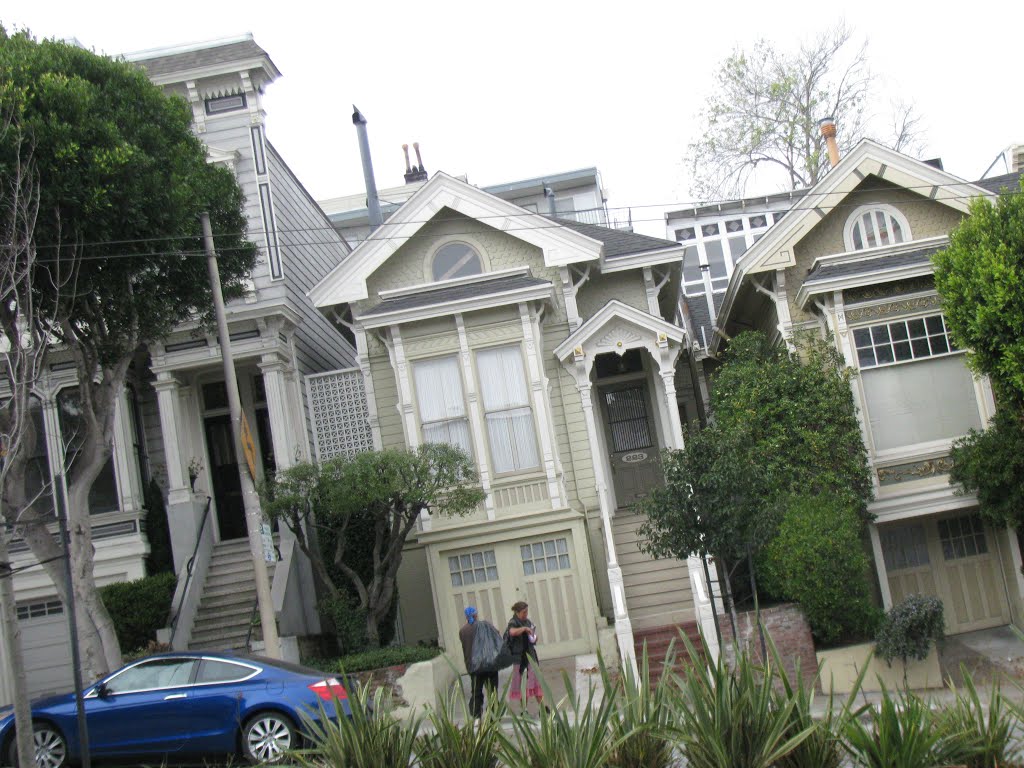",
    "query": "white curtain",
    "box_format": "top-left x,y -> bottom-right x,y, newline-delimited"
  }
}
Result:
413,357 -> 472,455
477,346 -> 539,473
